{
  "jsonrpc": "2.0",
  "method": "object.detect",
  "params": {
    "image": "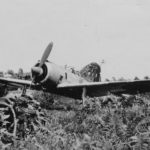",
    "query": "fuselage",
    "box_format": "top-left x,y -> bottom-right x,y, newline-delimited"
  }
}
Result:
32,62 -> 88,98
42,62 -> 87,85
